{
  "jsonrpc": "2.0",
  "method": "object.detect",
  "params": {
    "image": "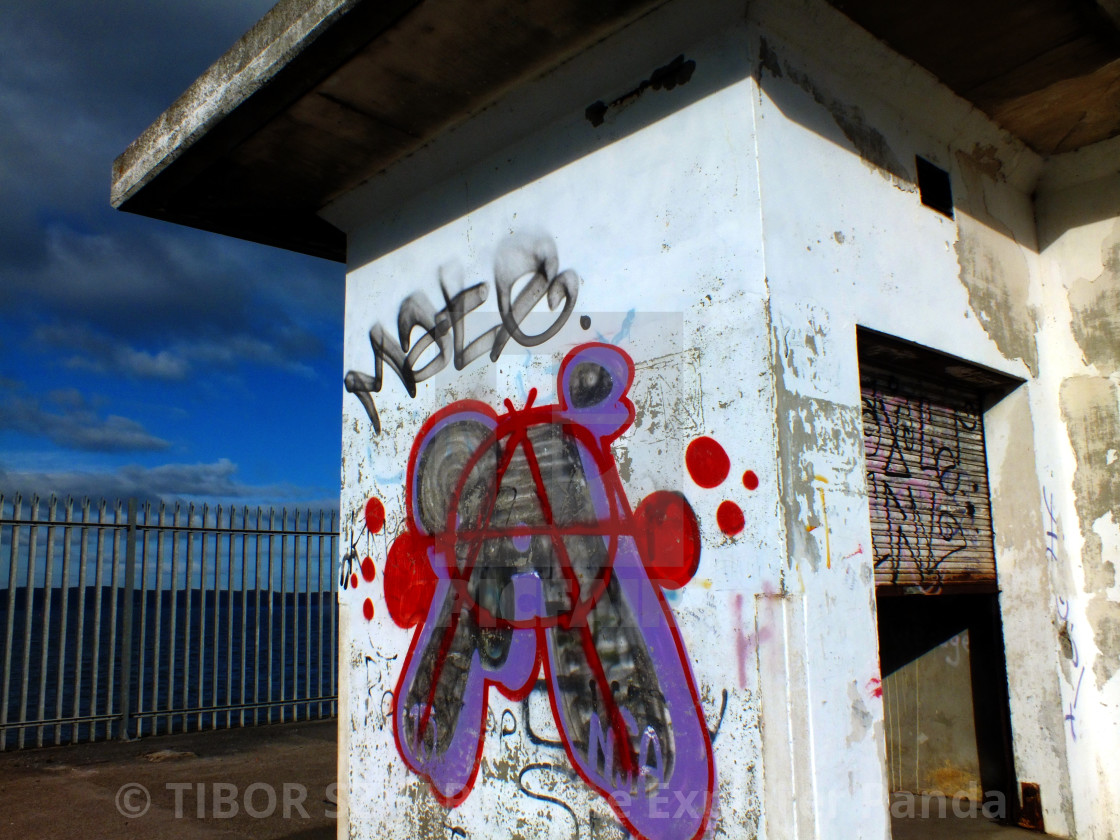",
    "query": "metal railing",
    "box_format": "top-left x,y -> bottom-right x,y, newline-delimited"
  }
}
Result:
0,494 -> 339,749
